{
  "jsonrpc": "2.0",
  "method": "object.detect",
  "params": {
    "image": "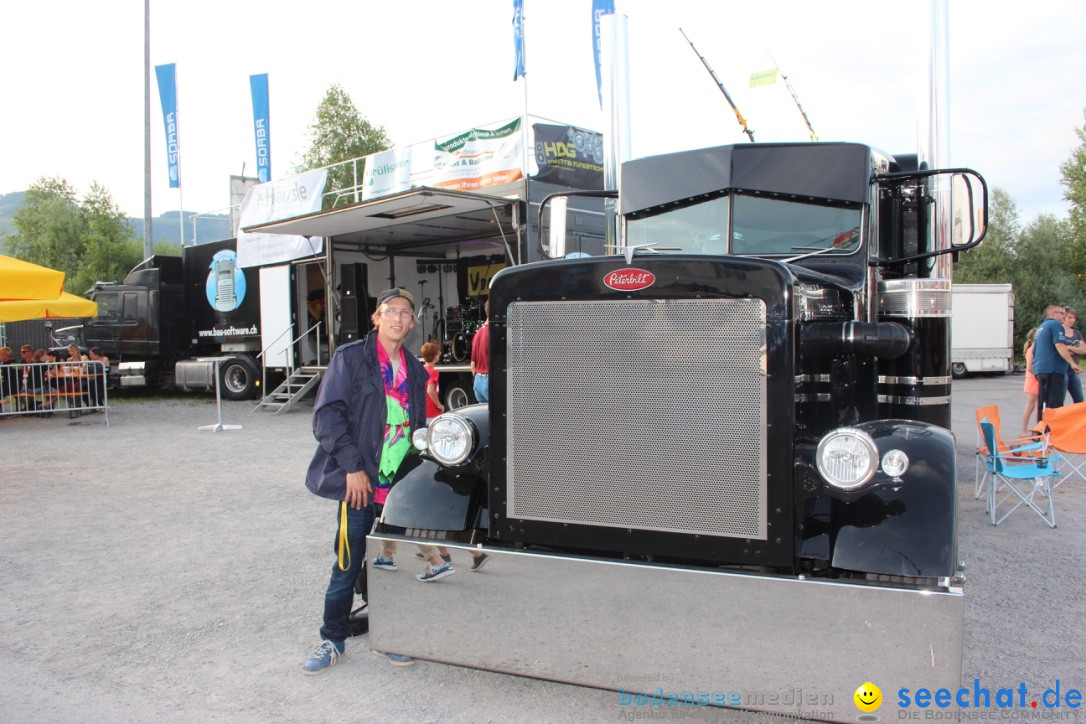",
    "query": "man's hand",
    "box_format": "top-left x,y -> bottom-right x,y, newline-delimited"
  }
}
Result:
345,470 -> 372,509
